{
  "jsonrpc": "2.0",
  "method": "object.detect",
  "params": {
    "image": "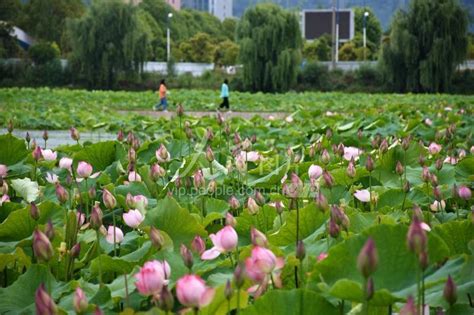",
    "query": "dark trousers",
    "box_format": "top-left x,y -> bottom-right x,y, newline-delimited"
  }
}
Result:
219,97 -> 229,109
